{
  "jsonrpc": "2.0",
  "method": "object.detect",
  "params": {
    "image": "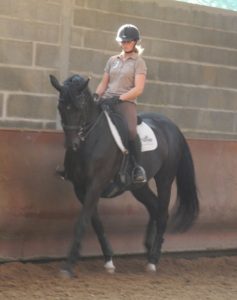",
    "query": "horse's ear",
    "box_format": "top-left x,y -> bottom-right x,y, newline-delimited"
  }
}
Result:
49,74 -> 62,92
81,78 -> 90,90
